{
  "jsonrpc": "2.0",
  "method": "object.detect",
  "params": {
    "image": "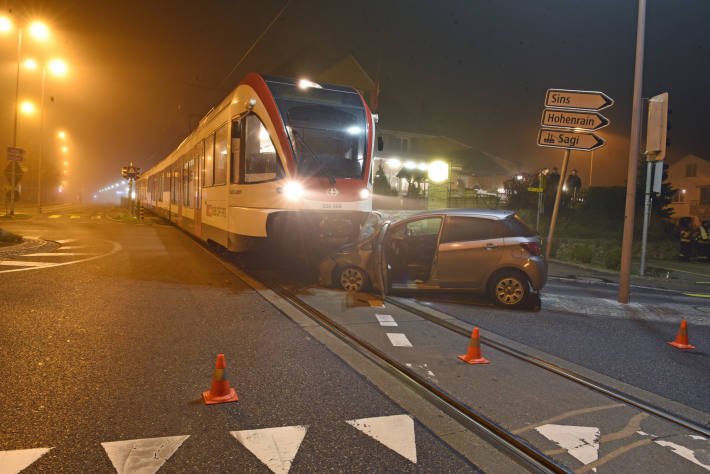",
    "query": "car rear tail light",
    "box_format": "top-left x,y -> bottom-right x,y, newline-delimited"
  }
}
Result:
520,241 -> 541,256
